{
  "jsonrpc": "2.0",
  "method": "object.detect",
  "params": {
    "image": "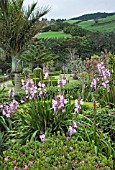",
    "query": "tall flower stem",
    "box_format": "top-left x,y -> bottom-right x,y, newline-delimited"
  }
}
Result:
93,99 -> 97,146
